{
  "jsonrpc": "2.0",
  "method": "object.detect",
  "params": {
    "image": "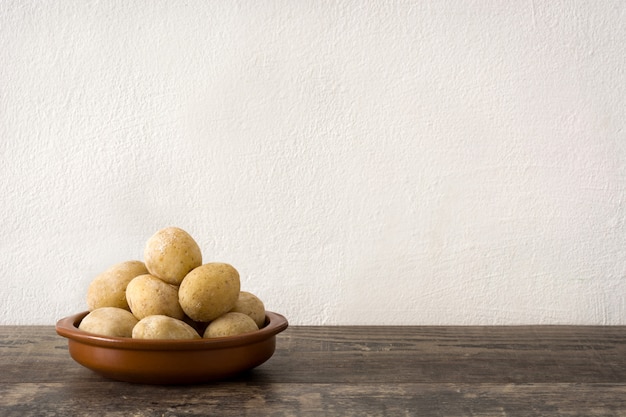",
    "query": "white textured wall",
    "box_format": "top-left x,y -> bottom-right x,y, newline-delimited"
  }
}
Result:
1,1 -> 625,325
